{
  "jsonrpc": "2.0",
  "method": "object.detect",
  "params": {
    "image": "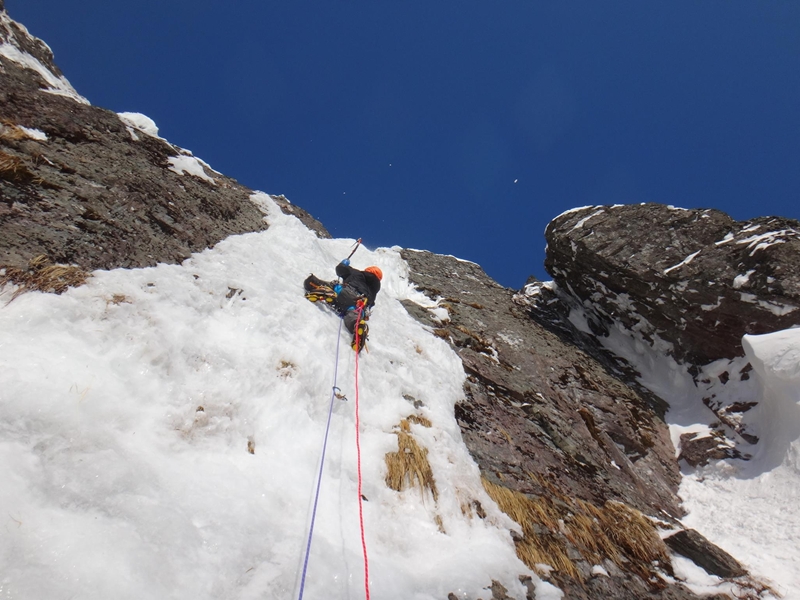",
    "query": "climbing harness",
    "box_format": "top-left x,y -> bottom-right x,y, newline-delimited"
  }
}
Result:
297,319 -> 344,600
